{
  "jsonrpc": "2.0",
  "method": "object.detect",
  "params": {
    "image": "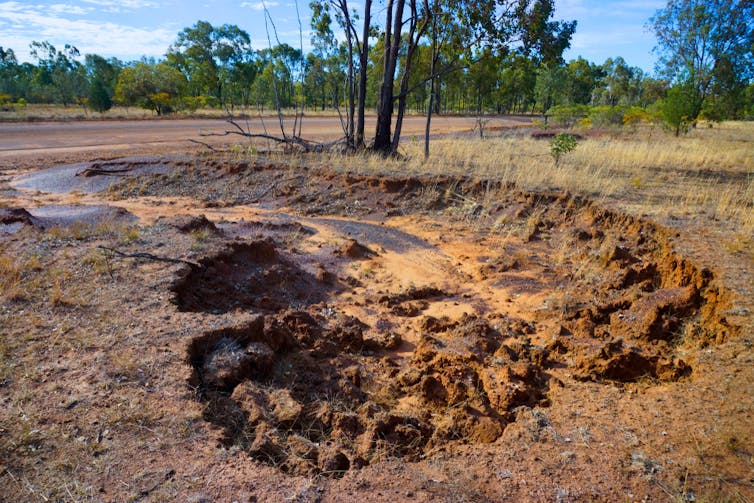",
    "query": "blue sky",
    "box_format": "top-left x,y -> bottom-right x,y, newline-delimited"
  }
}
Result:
0,0 -> 664,73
